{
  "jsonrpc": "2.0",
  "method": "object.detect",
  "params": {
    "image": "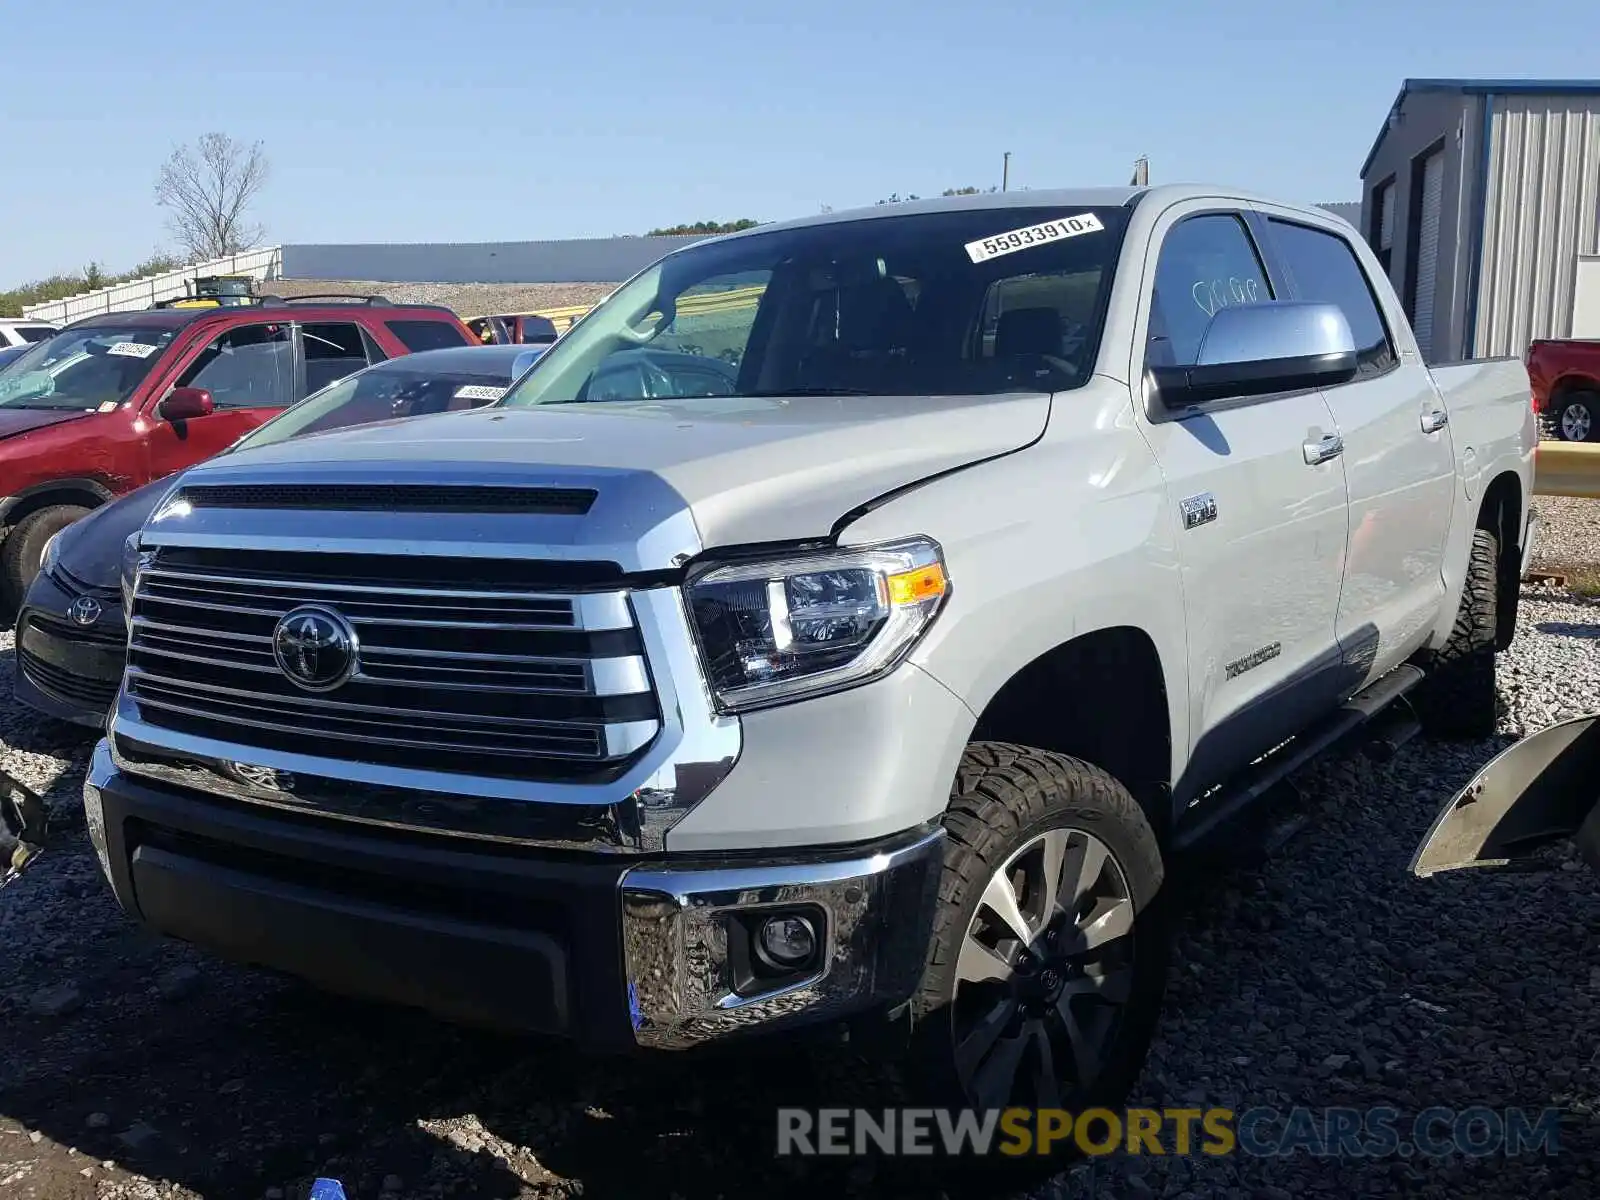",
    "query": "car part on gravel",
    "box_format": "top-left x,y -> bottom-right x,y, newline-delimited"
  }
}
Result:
1413,712 -> 1600,877
1,766 -> 48,888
